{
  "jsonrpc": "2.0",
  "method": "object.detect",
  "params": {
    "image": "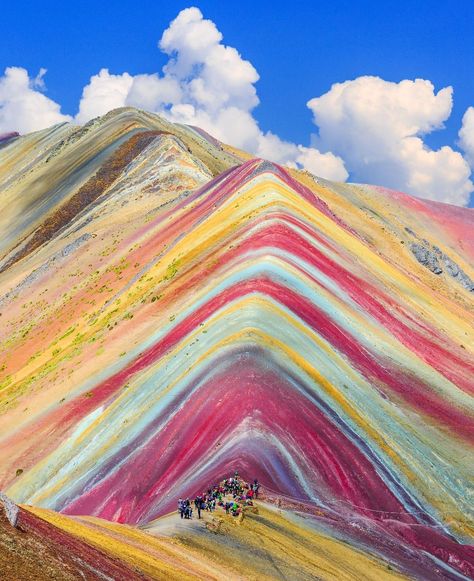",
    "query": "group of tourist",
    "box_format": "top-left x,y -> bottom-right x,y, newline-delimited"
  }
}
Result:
178,471 -> 260,519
